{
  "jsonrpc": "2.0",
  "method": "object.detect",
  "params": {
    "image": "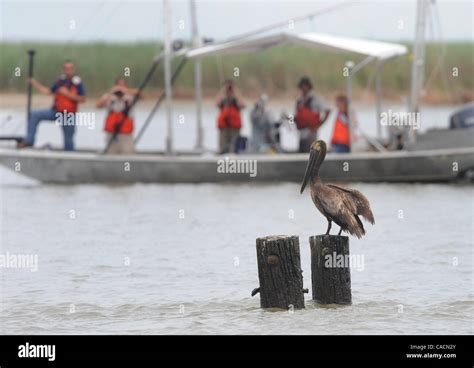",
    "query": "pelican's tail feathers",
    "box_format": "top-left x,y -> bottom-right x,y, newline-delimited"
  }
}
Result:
349,215 -> 365,239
